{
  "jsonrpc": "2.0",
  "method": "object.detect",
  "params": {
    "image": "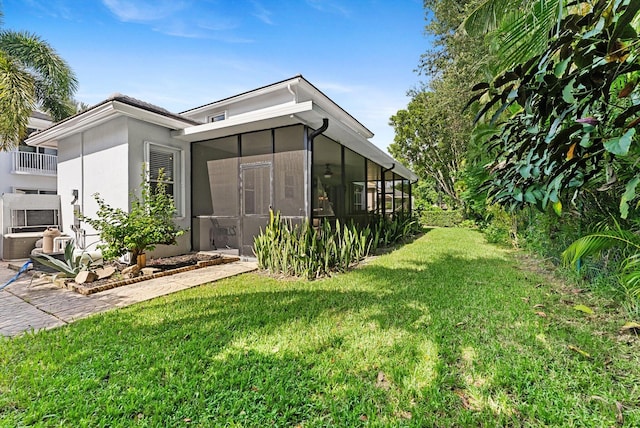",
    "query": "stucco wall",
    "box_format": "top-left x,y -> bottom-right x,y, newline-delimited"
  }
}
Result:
127,118 -> 192,258
57,117 -> 129,249
57,116 -> 192,258
184,87 -> 294,123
